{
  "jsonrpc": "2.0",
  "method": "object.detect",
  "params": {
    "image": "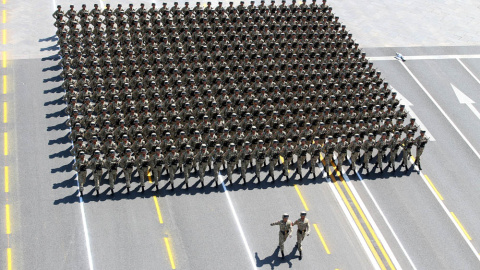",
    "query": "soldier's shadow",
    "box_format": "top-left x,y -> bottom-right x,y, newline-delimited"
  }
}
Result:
255,246 -> 297,269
